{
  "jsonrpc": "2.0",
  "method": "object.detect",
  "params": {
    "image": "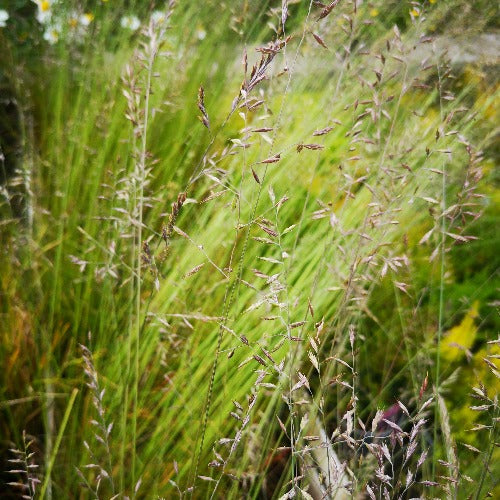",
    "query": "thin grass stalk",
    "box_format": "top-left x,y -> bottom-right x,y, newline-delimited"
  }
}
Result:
432,52 -> 447,486
39,388 -> 78,499
475,405 -> 499,500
